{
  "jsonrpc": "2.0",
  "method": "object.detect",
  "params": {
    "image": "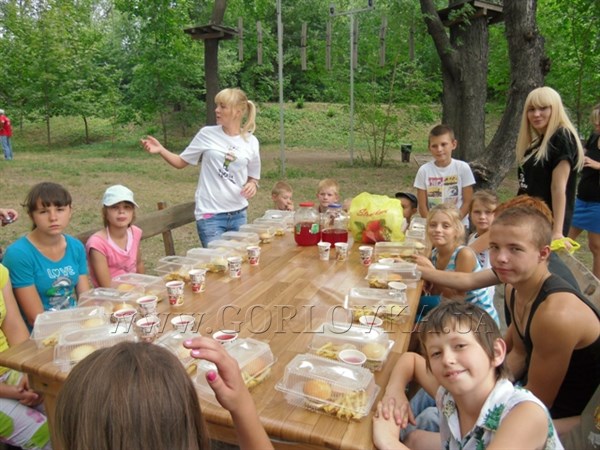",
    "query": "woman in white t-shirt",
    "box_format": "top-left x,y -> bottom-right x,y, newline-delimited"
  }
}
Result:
141,88 -> 261,246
